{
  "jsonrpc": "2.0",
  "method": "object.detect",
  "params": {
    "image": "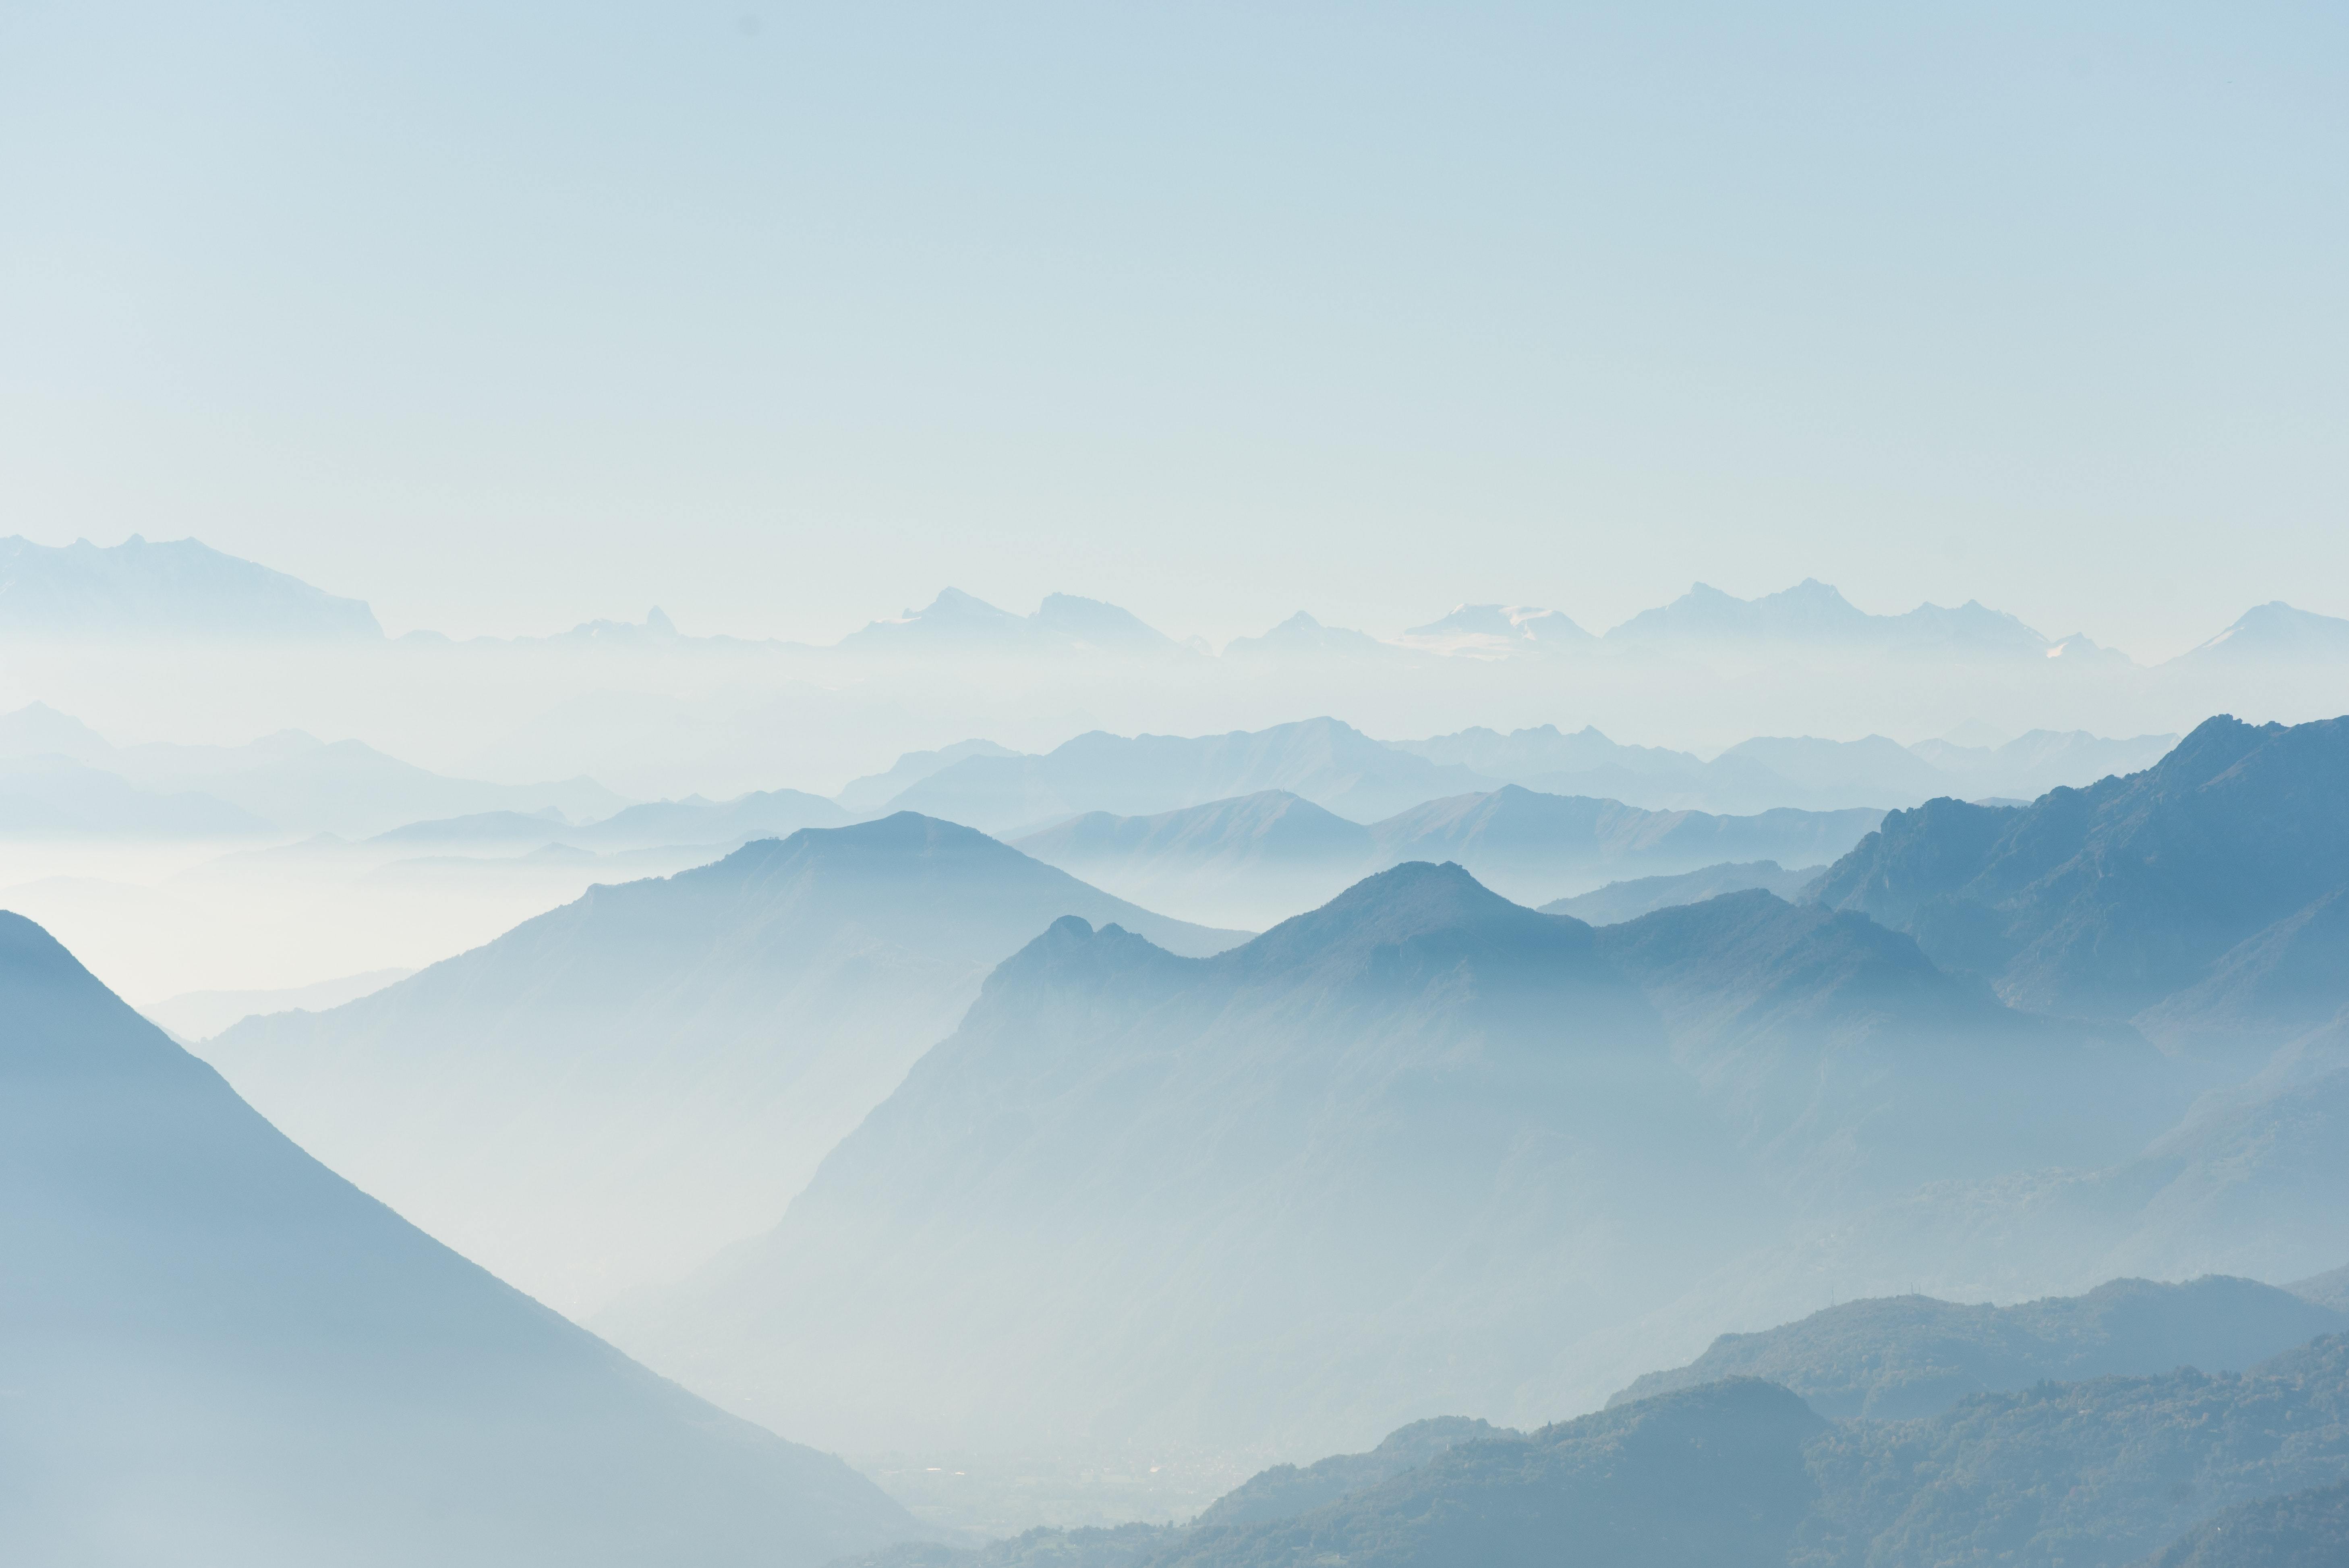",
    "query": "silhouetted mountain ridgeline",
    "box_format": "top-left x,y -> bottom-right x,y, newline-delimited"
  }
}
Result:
608,862 -> 2182,1456
206,815 -> 1245,1315
1014,779 -> 1881,925
0,911 -> 926,1568
1611,1276 -> 2349,1420
841,1313 -> 2349,1568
